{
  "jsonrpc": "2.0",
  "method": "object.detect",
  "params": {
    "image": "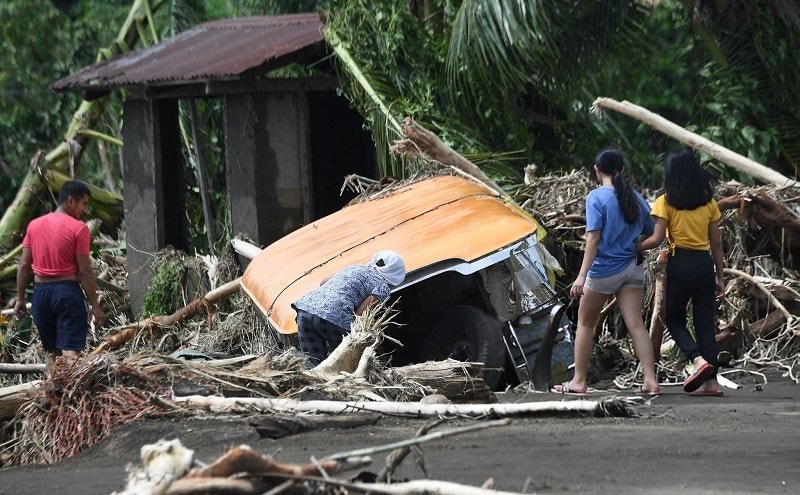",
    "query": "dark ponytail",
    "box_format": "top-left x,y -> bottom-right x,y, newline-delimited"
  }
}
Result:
595,148 -> 639,224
